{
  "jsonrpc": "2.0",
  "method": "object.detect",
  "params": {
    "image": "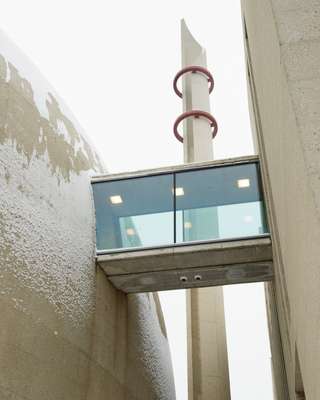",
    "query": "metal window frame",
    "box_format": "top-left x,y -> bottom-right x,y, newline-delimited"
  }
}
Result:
91,155 -> 259,183
92,155 -> 269,255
